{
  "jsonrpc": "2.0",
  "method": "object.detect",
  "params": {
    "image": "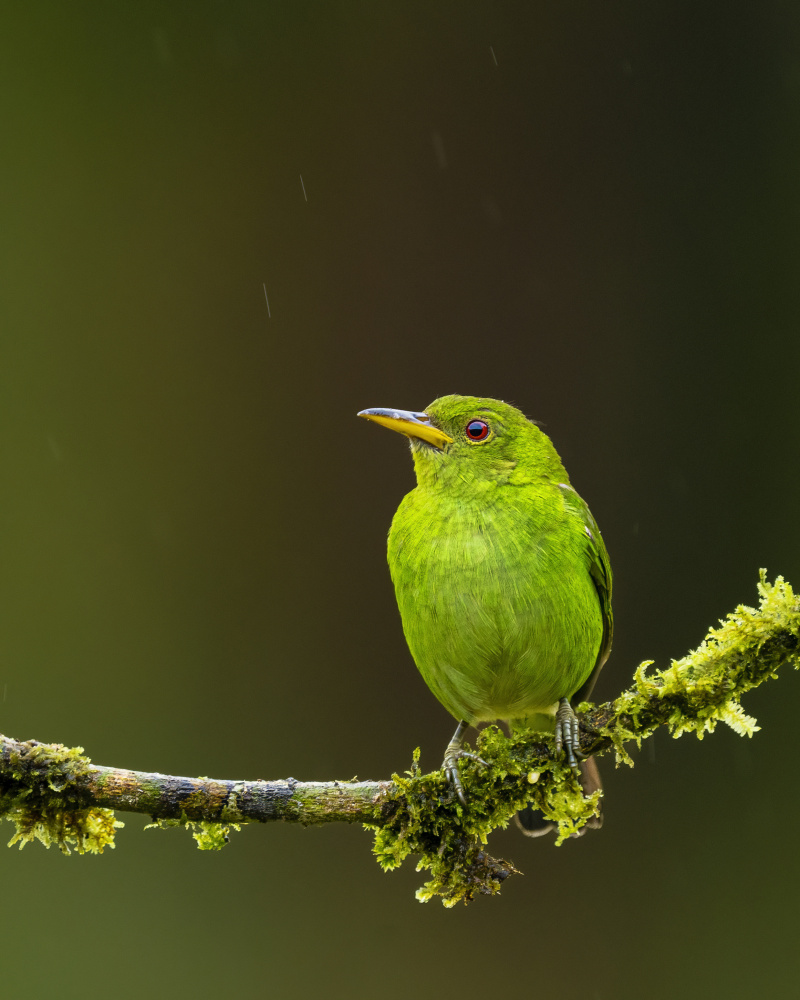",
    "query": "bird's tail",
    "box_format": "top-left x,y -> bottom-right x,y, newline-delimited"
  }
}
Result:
514,756 -> 603,837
